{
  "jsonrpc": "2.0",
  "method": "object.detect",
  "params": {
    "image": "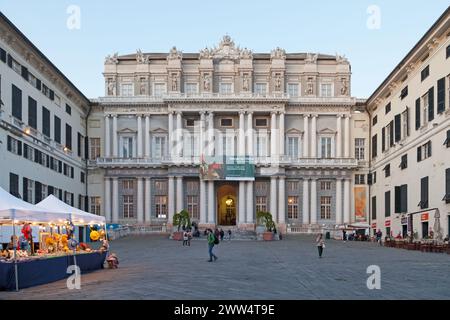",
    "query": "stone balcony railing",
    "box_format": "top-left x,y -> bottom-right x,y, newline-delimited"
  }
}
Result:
93,155 -> 360,169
